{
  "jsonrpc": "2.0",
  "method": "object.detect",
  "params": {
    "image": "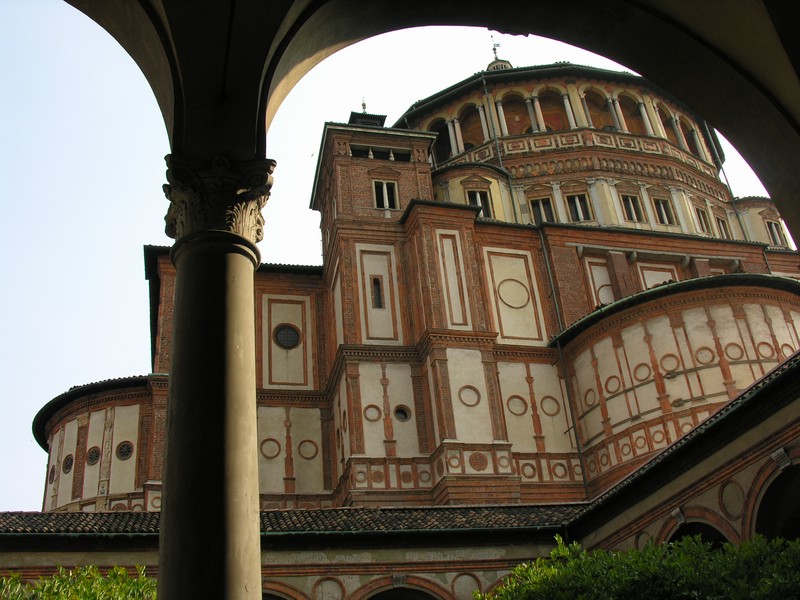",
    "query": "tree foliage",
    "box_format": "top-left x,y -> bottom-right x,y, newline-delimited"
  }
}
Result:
477,535 -> 800,600
0,565 -> 156,599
